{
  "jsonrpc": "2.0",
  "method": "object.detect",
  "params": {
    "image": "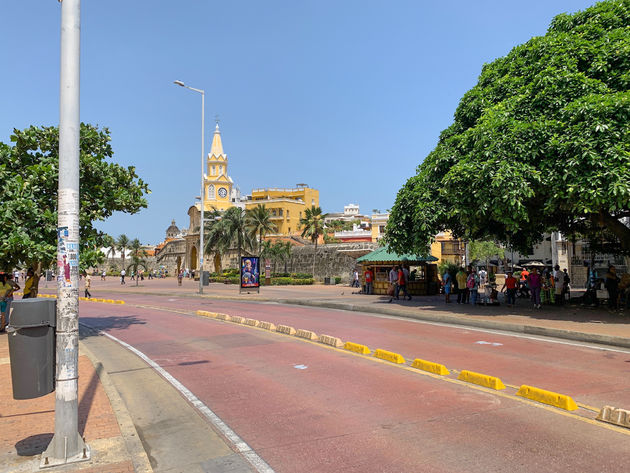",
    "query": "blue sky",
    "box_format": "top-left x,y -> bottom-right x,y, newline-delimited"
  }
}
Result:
2,0 -> 597,245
